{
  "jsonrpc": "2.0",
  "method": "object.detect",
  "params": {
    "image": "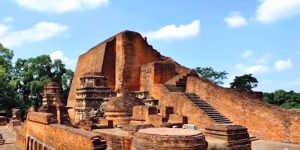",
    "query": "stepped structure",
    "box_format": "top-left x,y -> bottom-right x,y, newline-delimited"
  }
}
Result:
39,82 -> 70,125
74,72 -> 113,122
14,31 -> 300,150
184,93 -> 233,124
